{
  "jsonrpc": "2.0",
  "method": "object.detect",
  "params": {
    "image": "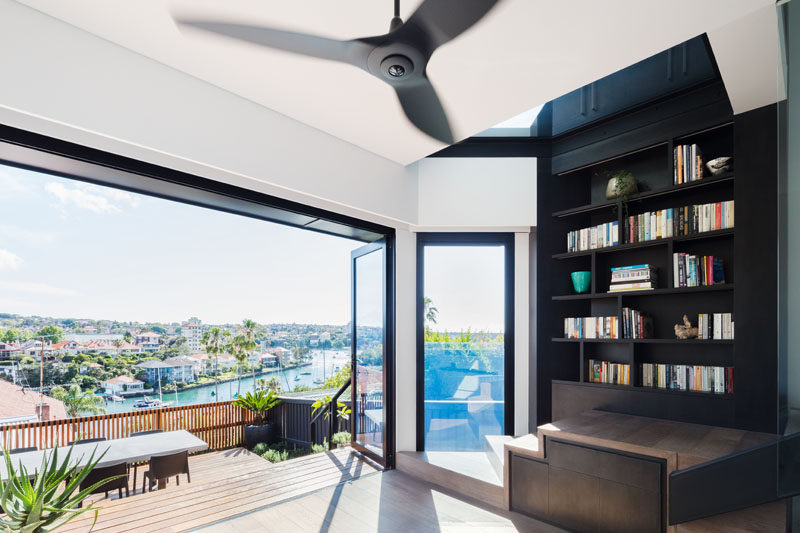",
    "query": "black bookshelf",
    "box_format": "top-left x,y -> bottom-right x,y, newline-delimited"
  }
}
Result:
536,87 -> 780,433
